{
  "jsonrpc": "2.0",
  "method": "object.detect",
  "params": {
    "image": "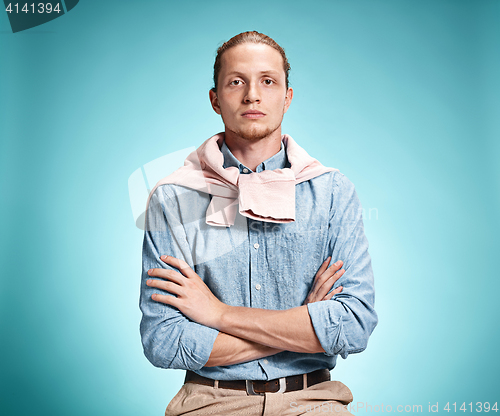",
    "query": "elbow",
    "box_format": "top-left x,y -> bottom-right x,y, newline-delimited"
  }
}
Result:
328,308 -> 377,359
342,308 -> 378,357
142,345 -> 171,370
141,327 -> 175,369
140,318 -> 214,372
140,314 -> 183,370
